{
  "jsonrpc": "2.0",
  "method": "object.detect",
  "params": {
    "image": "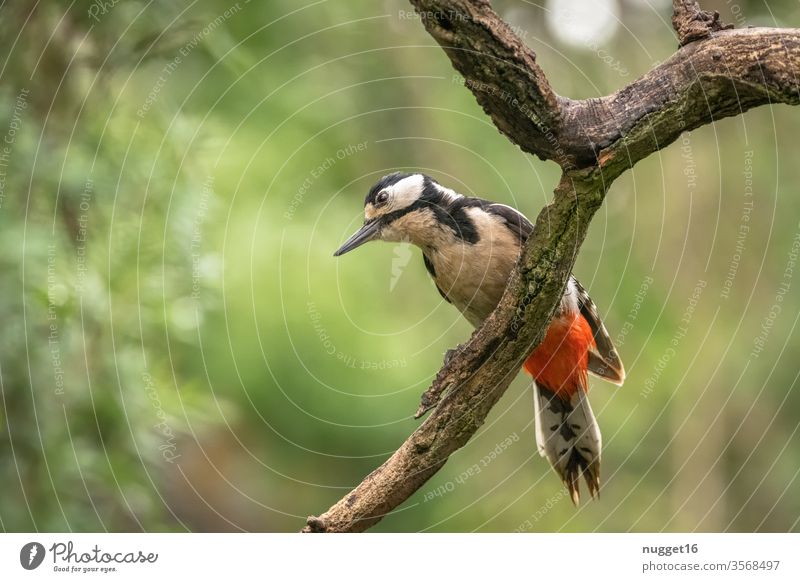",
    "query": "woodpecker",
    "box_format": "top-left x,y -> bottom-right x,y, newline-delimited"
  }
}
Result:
334,172 -> 625,504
